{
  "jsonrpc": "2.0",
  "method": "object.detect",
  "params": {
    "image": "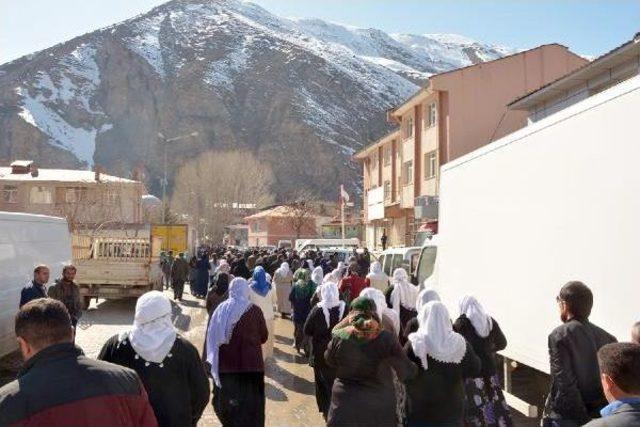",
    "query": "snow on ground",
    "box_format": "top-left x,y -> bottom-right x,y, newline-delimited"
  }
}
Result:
125,13 -> 167,77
